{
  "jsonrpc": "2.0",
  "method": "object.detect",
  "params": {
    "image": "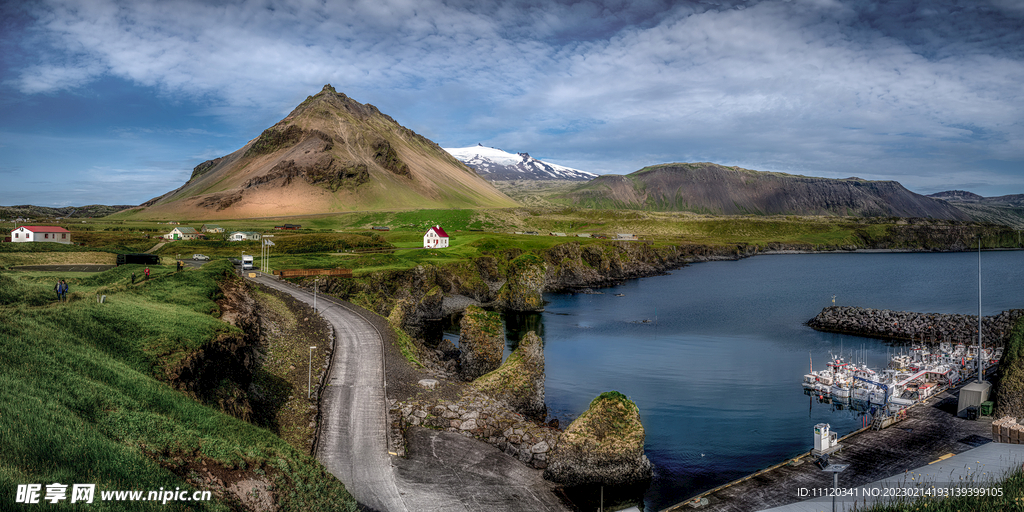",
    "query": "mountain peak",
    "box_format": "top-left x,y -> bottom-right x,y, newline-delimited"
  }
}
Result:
444,145 -> 597,181
127,86 -> 516,218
